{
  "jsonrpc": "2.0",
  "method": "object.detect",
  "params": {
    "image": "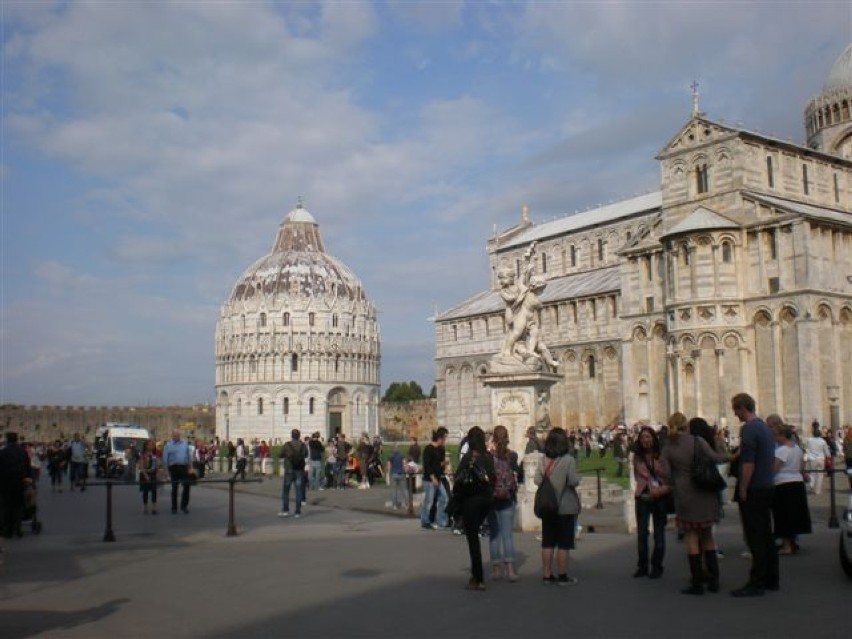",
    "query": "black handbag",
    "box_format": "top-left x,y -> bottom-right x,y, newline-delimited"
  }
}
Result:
691,436 -> 727,492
